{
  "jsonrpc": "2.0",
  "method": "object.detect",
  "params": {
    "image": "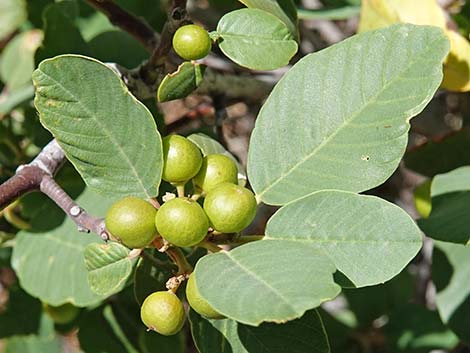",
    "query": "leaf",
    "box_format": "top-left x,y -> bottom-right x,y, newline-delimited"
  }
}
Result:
190,309 -> 330,353
35,0 -> 89,65
358,0 -> 470,92
238,0 -> 299,40
157,62 -> 206,102
404,129 -> 470,177
265,190 -> 422,287
297,5 -> 360,20
187,133 -> 246,186
84,242 -> 138,296
0,30 -> 43,90
385,303 -> 459,352
0,0 -> 27,40
419,167 -> 470,244
216,8 -> 298,71
432,241 -> 470,343
0,84 -> 35,115
33,54 -> 163,198
11,189 -> 113,306
248,24 -> 449,205
194,239 -> 340,326
138,329 -> 186,353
